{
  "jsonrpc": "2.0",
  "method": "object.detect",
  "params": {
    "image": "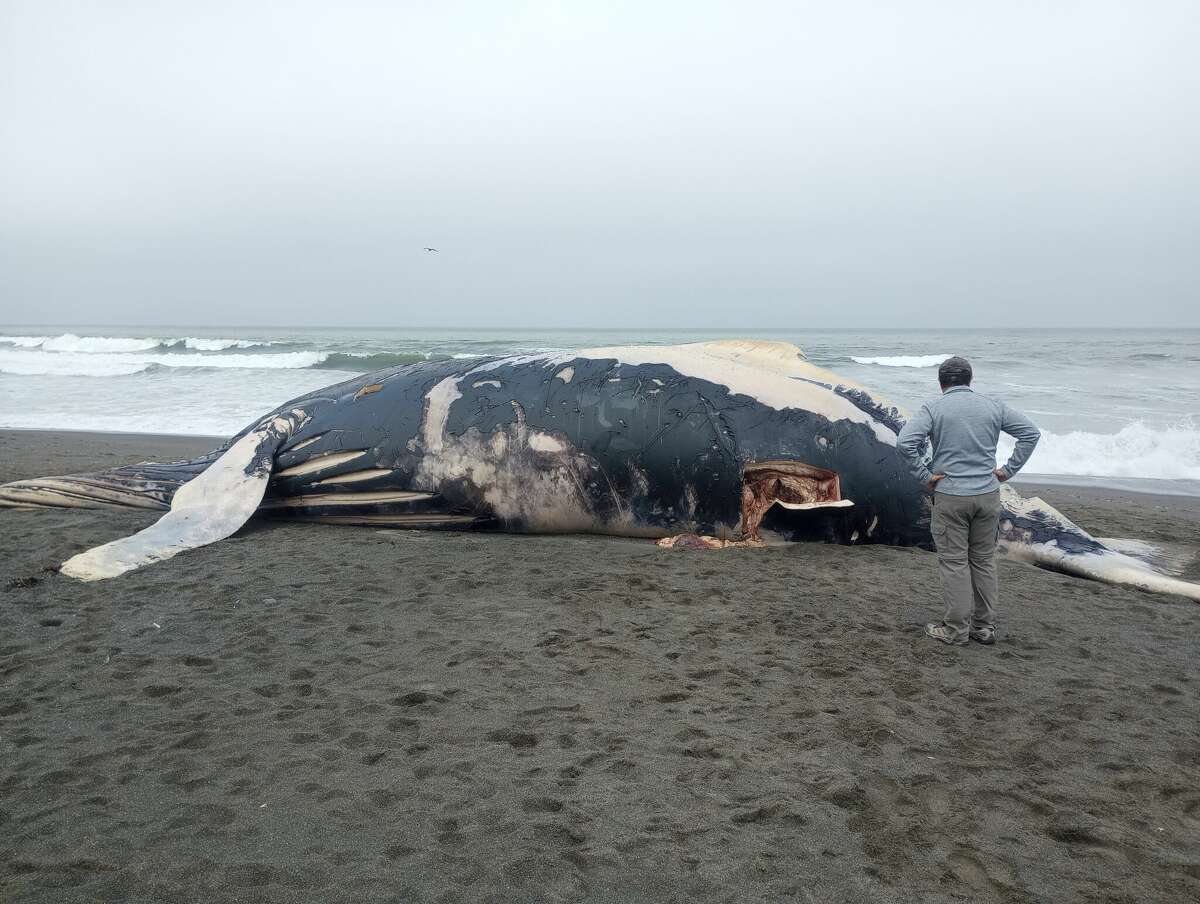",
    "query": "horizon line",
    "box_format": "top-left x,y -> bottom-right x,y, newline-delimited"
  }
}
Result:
3,324 -> 1197,332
